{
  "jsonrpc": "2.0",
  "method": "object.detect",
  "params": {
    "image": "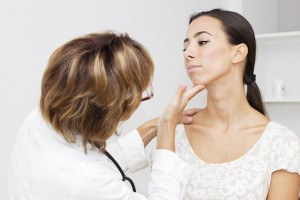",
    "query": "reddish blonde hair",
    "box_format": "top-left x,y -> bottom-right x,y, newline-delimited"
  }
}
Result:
40,31 -> 154,152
